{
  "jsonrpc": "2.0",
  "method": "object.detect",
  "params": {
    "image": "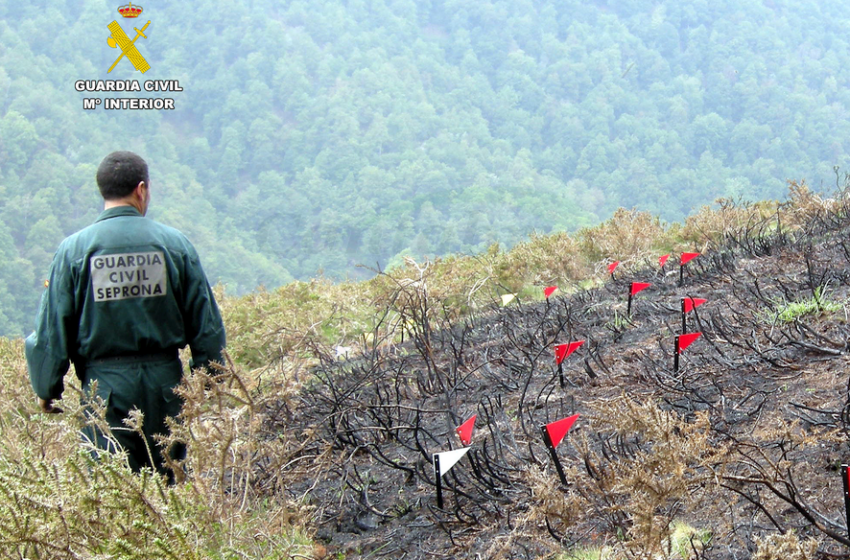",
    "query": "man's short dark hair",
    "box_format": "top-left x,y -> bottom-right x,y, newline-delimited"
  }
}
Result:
96,151 -> 149,200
